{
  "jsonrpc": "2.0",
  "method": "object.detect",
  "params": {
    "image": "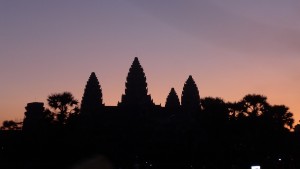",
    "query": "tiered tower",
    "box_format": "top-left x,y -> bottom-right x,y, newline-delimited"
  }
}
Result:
80,72 -> 104,116
165,88 -> 180,110
119,57 -> 154,108
181,75 -> 201,113
22,102 -> 46,132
